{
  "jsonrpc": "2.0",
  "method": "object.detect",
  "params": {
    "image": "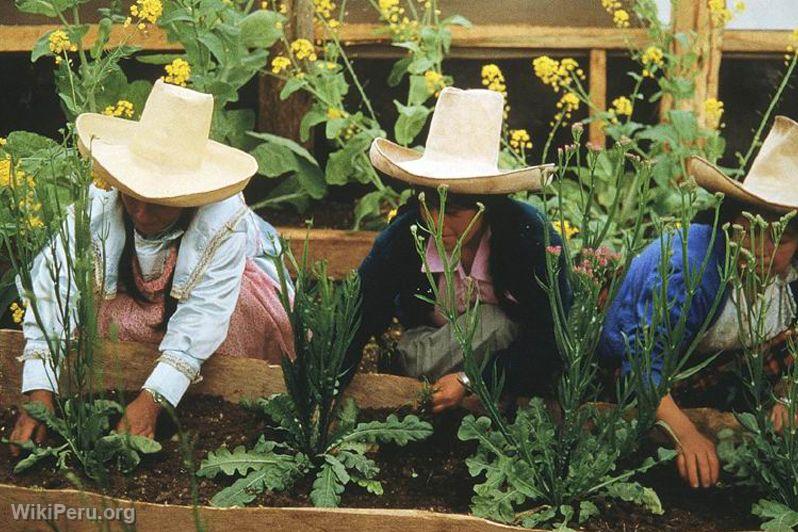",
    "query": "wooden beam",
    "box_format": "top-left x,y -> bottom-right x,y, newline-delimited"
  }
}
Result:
0,24 -> 178,53
1,24 -> 793,55
588,49 -> 607,147
278,226 -> 377,279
